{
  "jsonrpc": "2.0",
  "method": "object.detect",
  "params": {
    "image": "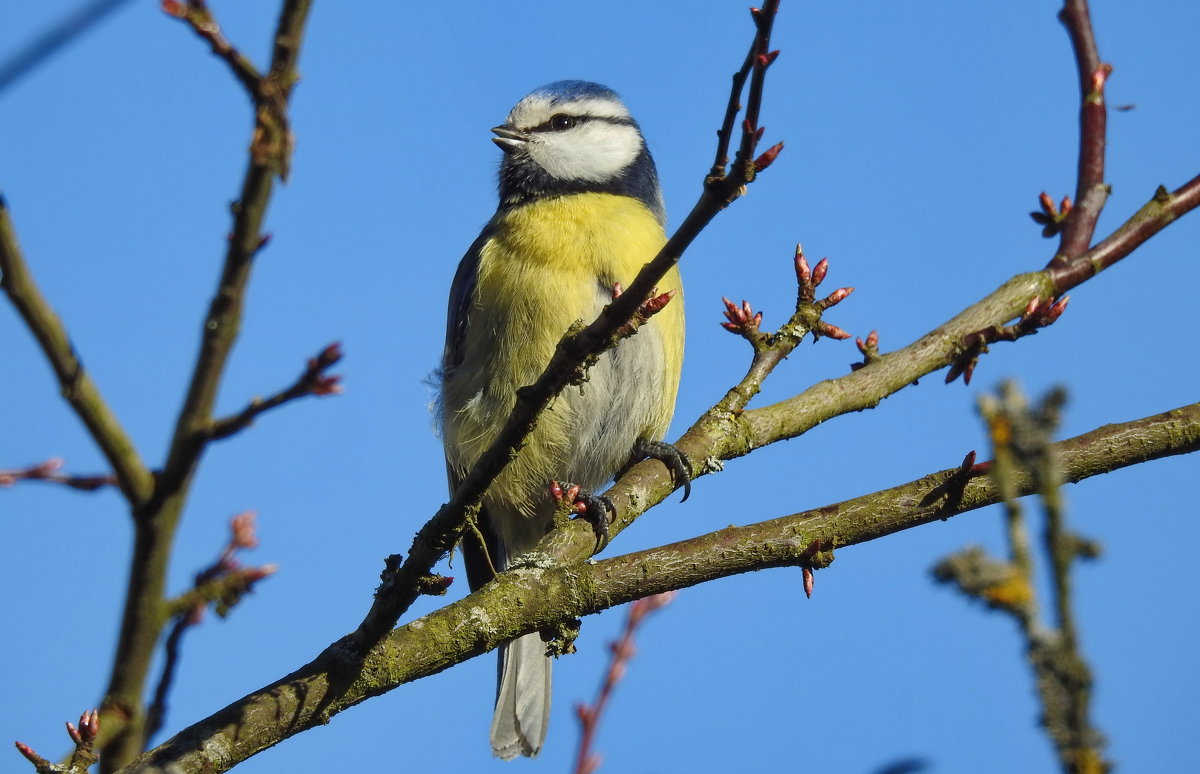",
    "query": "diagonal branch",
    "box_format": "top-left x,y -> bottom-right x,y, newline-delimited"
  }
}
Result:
0,198 -> 154,504
527,169 -> 1200,568
119,402 -> 1200,774
350,0 -> 785,650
